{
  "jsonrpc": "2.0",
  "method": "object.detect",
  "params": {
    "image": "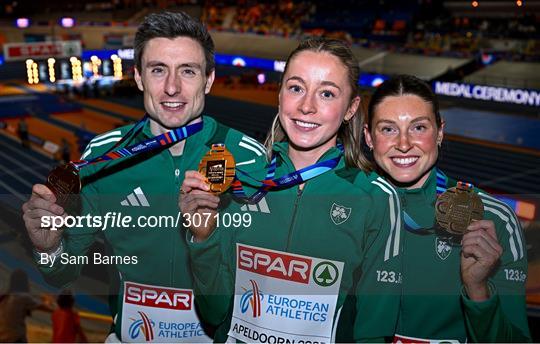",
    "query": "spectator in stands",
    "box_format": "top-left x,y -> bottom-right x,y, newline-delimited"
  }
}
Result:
204,0 -> 311,39
82,82 -> 90,99
92,80 -> 100,98
60,138 -> 71,164
51,290 -> 87,343
17,118 -> 29,148
0,269 -> 51,342
362,74 -> 531,342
